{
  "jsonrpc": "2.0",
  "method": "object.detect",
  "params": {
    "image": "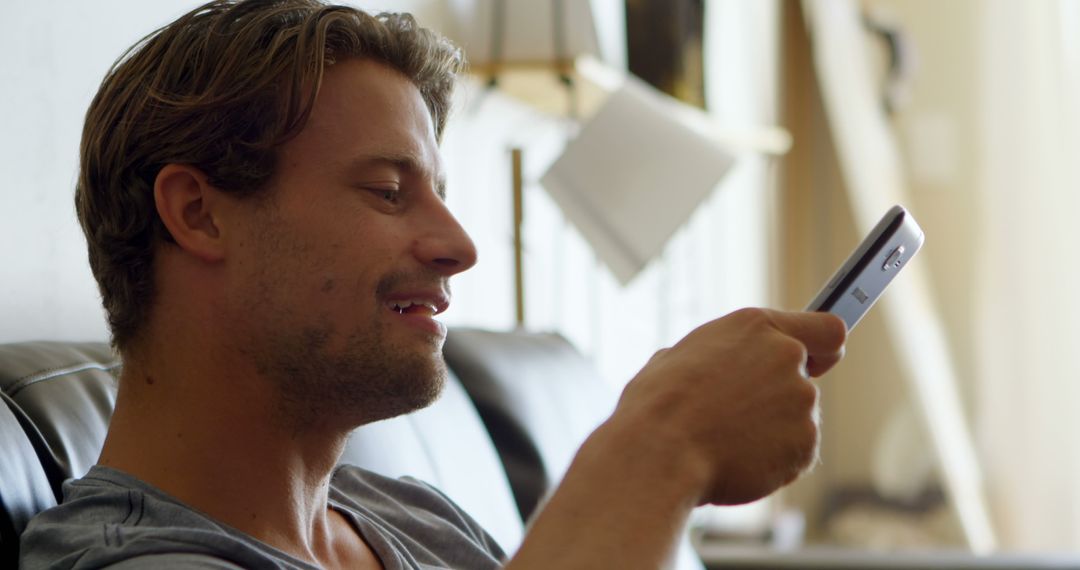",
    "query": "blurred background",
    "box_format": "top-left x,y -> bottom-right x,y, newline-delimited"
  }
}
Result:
3,0 -> 1079,561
